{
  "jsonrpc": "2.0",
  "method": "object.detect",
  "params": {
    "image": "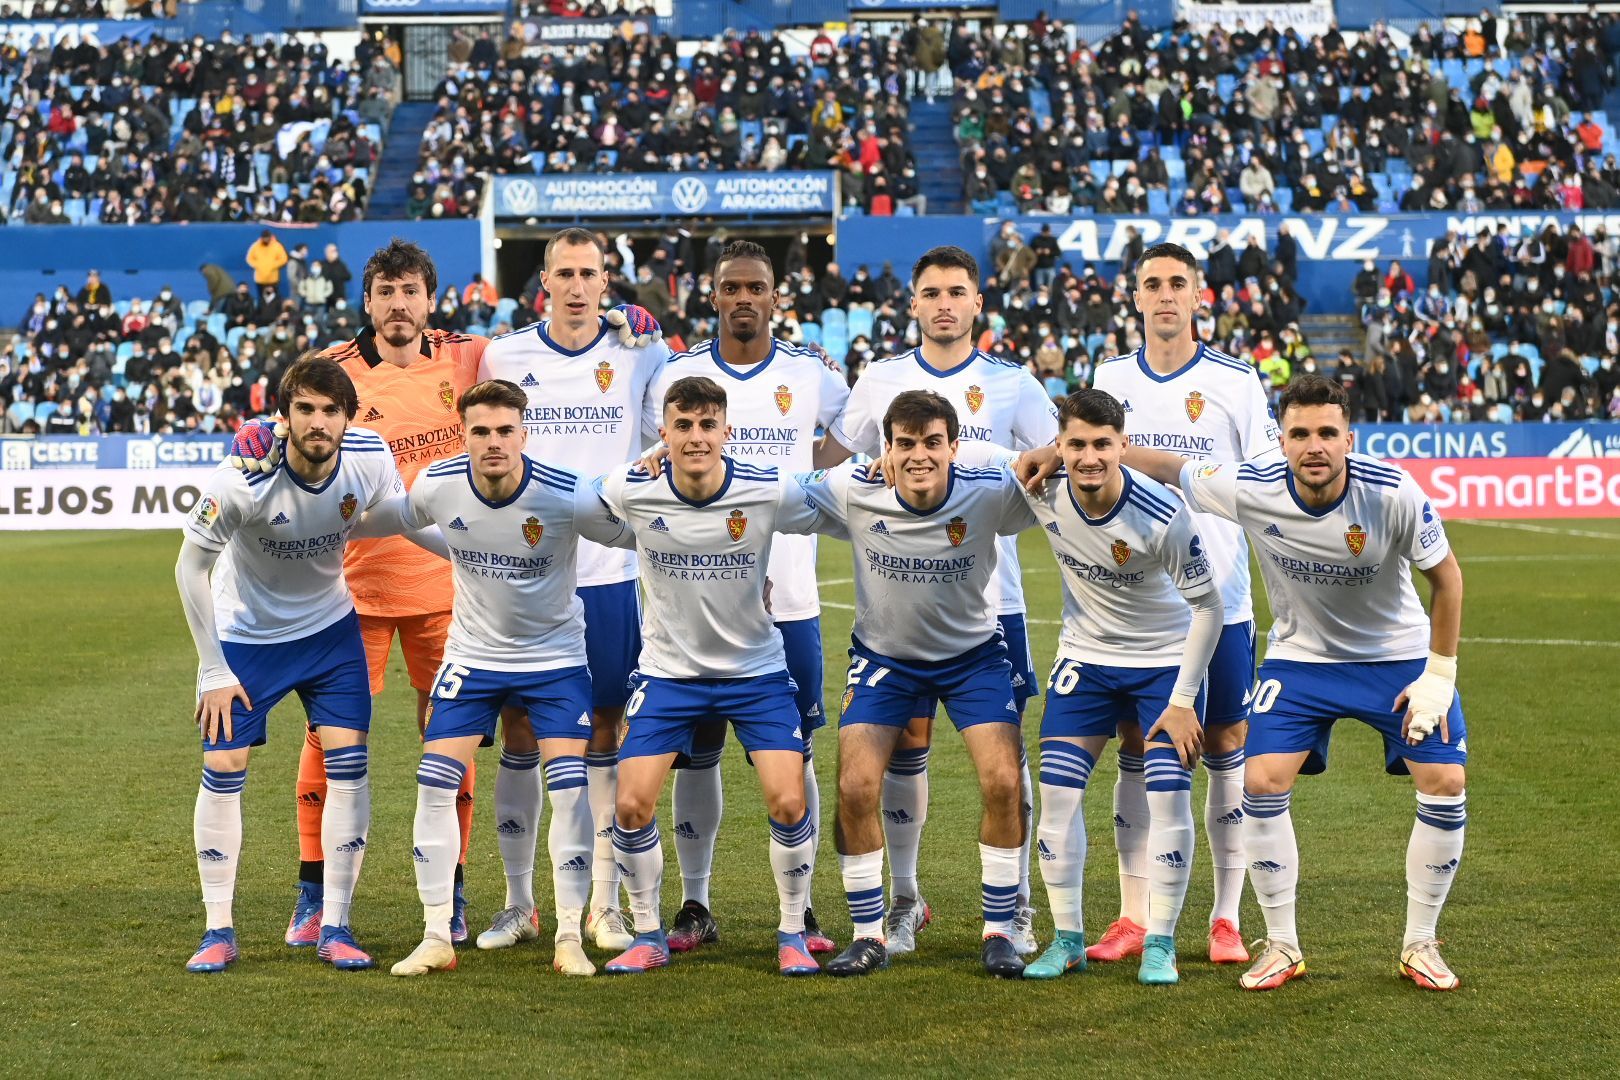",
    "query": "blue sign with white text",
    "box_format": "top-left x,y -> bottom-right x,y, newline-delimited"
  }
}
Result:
494,172 -> 837,219
1354,423 -> 1620,459
0,435 -> 233,470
